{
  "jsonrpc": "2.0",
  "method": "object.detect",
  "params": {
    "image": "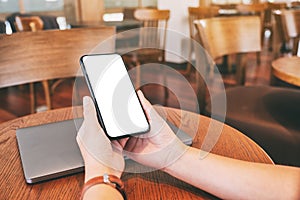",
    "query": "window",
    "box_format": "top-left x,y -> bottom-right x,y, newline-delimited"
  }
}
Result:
23,0 -> 63,12
103,0 -> 157,21
104,0 -> 157,9
0,0 -> 19,13
0,0 -> 63,13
